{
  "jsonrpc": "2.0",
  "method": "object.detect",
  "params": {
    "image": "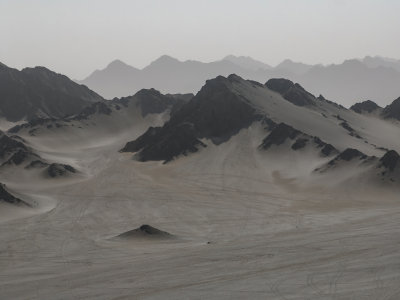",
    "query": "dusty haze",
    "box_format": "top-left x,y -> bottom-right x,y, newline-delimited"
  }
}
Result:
1,0 -> 400,79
